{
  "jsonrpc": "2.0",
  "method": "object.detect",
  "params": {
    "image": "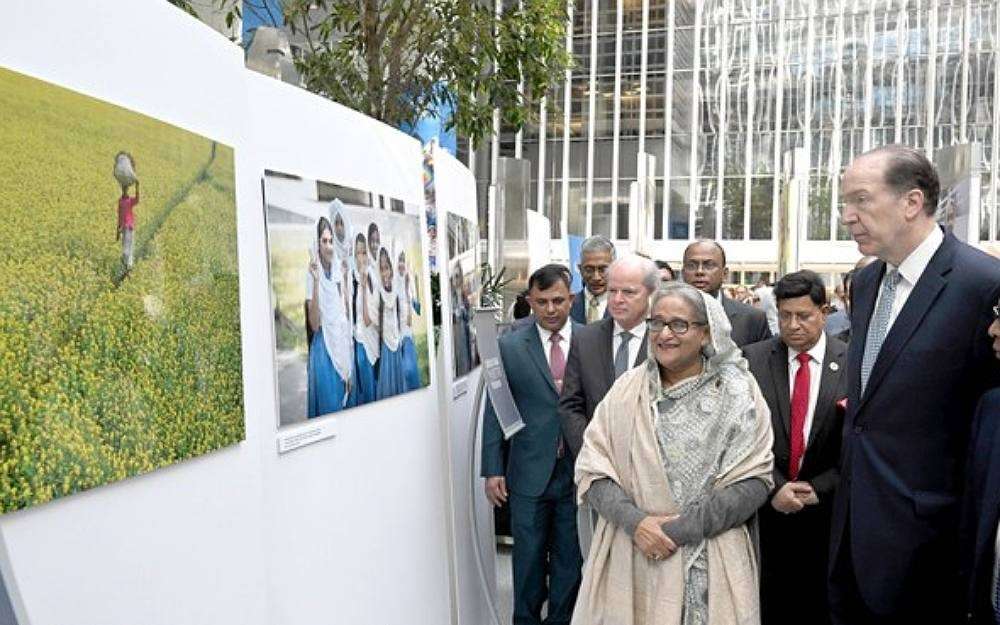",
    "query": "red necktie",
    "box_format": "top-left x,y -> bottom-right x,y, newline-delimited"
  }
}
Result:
789,352 -> 811,480
549,333 -> 566,390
